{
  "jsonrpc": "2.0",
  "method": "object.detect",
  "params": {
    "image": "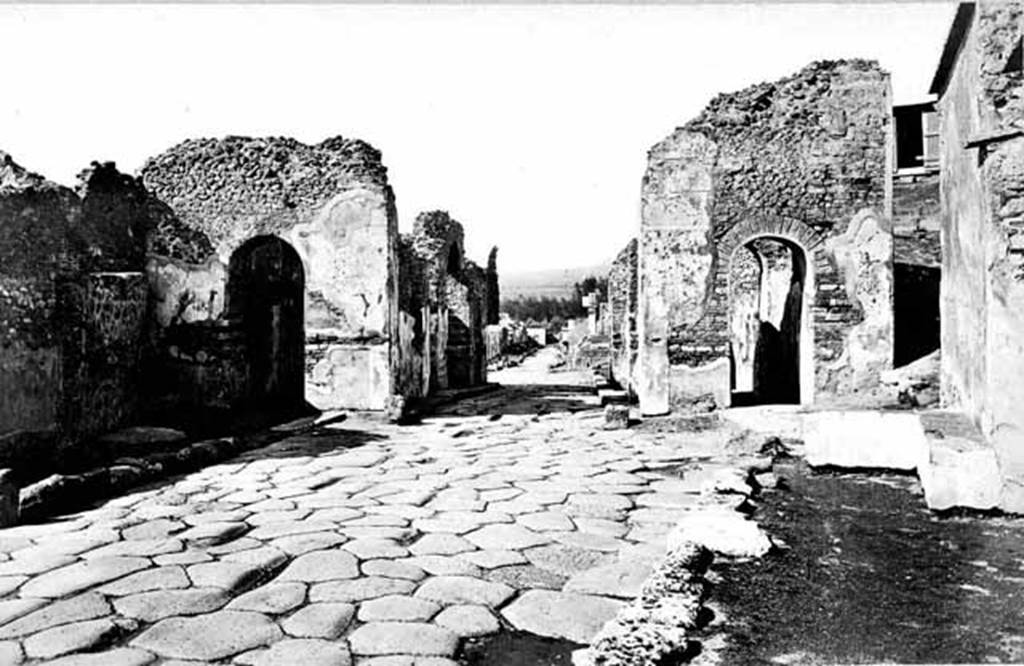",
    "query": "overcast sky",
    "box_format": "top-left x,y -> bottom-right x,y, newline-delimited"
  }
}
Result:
0,3 -> 956,274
